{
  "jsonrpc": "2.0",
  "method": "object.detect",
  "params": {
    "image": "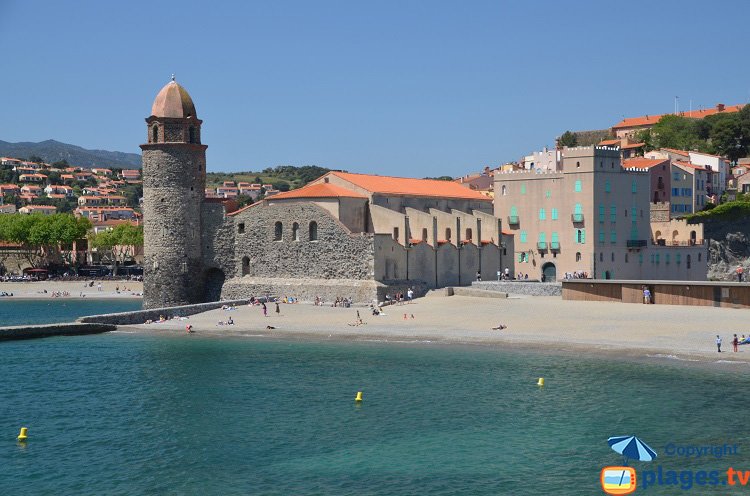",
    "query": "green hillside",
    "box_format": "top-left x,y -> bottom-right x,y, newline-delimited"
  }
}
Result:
206,165 -> 333,192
